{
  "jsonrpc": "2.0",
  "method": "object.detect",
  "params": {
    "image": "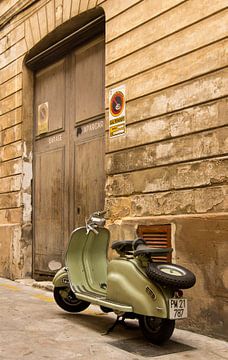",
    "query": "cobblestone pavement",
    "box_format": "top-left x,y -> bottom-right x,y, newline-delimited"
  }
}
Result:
0,277 -> 227,360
